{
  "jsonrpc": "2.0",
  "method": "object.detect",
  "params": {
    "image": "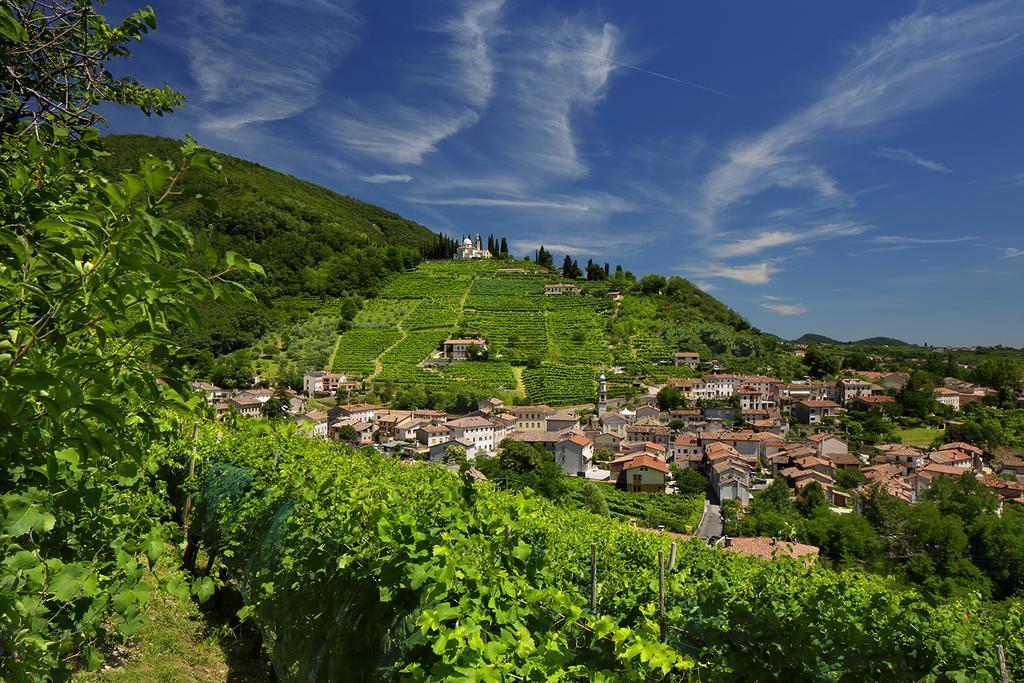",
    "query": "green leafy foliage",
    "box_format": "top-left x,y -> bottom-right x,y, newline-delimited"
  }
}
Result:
0,126 -> 256,679
186,423 -> 1024,680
